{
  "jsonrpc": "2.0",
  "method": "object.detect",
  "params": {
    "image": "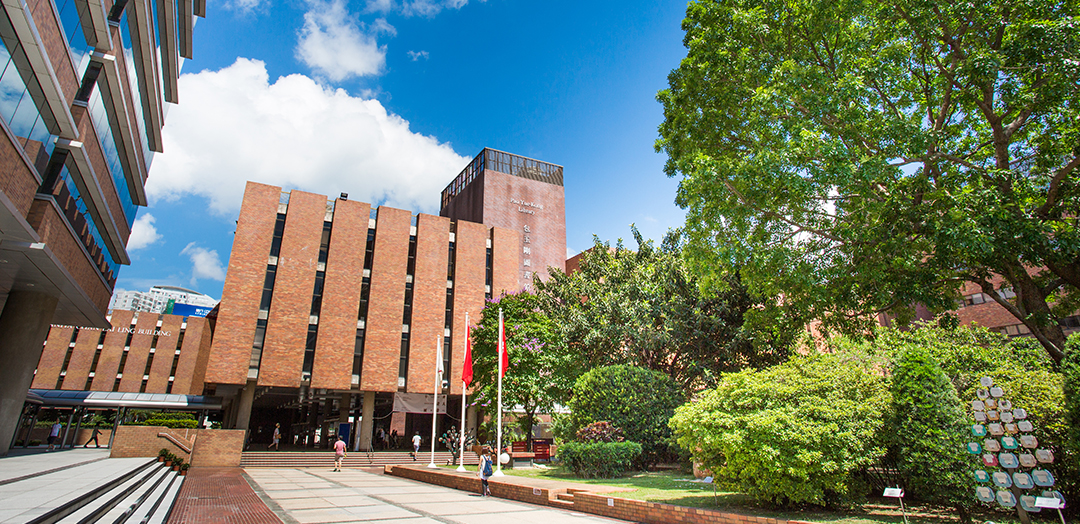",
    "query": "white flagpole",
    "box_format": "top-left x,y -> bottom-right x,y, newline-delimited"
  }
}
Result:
457,312 -> 468,472
427,335 -> 440,468
494,308 -> 505,476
